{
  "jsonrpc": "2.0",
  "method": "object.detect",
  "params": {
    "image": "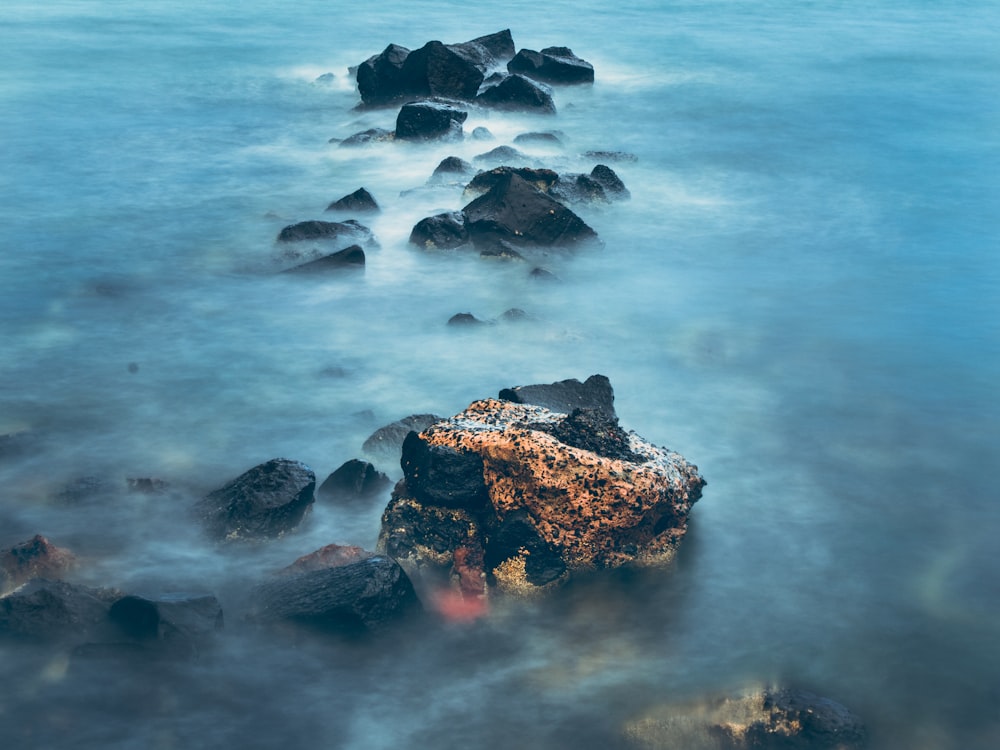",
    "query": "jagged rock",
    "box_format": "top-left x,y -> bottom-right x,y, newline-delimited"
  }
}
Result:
356,30 -> 515,106
338,127 -> 394,147
464,166 -> 560,197
477,73 -> 556,114
251,556 -> 422,634
276,219 -> 374,245
410,211 -> 469,250
326,187 -> 380,213
624,685 -> 868,750
363,414 -> 443,458
282,245 -> 365,273
195,458 -> 316,542
590,164 -> 630,199
507,46 -> 594,85
462,172 -> 598,249
108,593 -> 223,654
0,579 -> 121,643
317,459 -> 391,502
279,544 -> 375,575
395,100 -> 468,141
499,374 -> 616,418
1,535 -> 76,595
377,382 -> 705,600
